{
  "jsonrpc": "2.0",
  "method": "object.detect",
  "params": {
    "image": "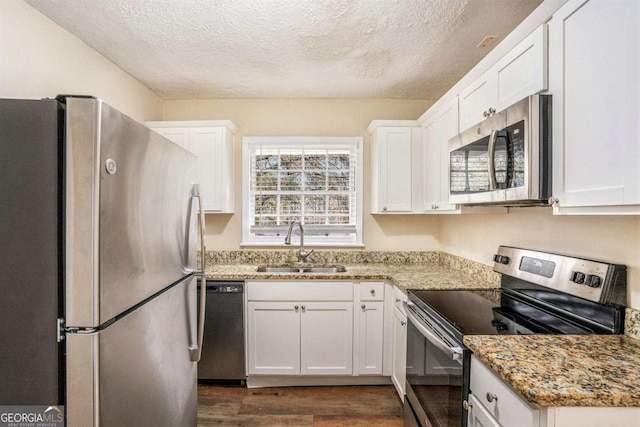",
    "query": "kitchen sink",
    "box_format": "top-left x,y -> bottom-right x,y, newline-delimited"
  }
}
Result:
256,265 -> 347,273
